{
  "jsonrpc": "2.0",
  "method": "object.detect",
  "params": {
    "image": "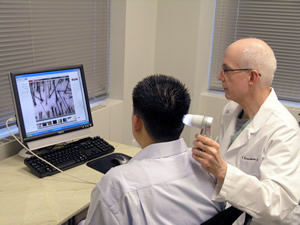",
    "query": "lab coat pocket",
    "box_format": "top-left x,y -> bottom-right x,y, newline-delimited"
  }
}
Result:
240,155 -> 261,178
